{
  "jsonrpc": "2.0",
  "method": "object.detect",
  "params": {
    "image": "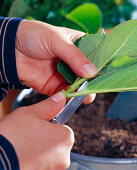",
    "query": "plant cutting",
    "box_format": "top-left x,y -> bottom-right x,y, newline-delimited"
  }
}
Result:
58,19 -> 137,99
